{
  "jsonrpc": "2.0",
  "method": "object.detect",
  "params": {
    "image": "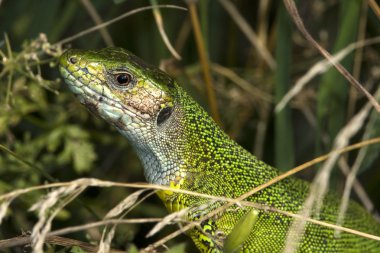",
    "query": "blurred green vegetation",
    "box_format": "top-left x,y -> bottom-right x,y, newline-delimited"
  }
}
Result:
1,0 -> 380,252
